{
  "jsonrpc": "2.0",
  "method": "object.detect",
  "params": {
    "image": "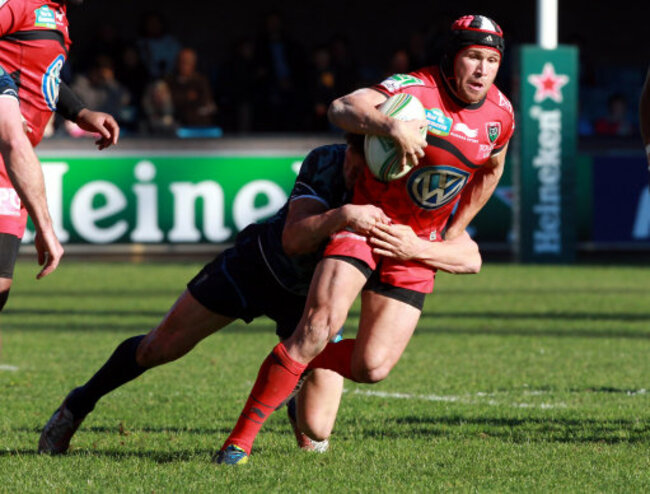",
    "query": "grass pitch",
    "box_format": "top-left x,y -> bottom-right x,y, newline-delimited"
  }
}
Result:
1,260 -> 649,492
